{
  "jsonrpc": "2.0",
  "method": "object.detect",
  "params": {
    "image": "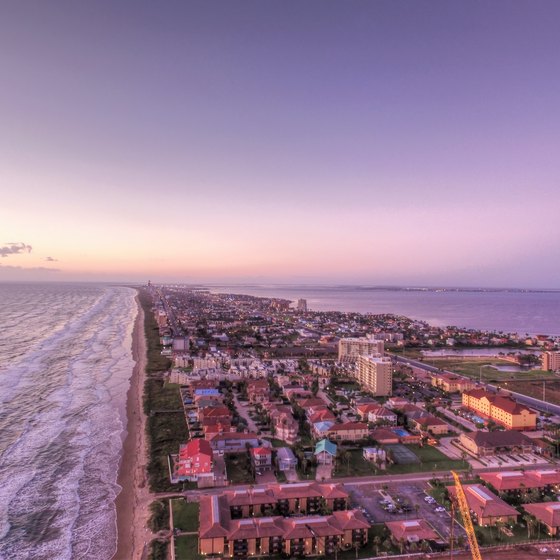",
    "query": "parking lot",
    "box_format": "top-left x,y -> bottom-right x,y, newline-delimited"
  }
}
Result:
346,481 -> 466,543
